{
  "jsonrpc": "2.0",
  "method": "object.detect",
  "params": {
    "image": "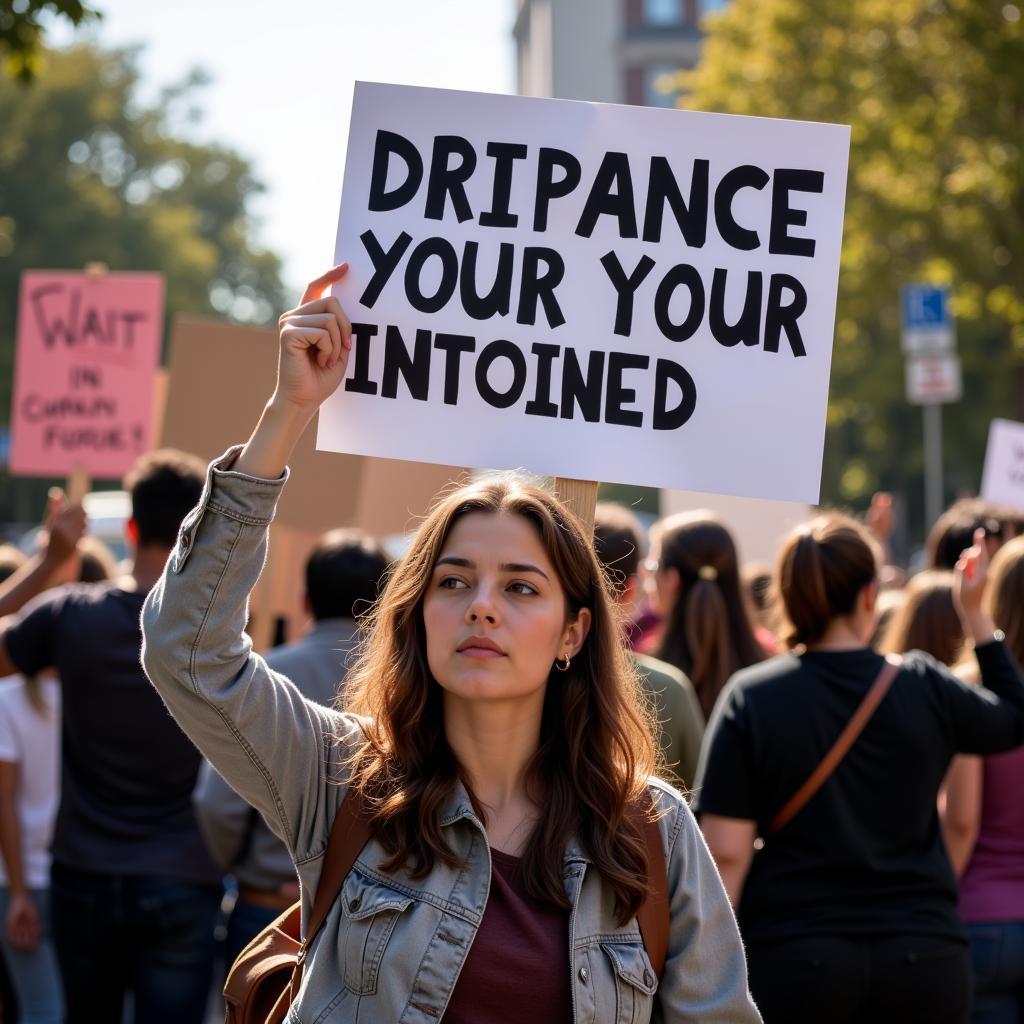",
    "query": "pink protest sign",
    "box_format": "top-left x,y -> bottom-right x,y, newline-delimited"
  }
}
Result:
10,271 -> 164,479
